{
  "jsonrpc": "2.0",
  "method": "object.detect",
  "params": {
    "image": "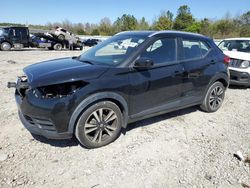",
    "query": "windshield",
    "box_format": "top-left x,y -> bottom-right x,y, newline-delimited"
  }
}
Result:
0,28 -> 9,36
79,35 -> 146,66
218,40 -> 250,53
